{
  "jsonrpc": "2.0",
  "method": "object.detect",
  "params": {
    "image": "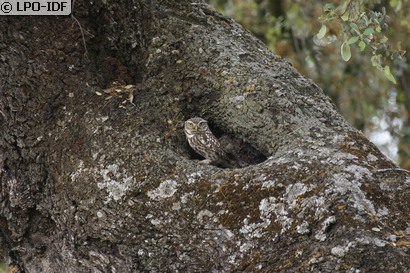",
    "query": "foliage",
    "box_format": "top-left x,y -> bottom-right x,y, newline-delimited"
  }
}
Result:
208,0 -> 410,169
317,2 -> 406,84
0,262 -> 6,273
